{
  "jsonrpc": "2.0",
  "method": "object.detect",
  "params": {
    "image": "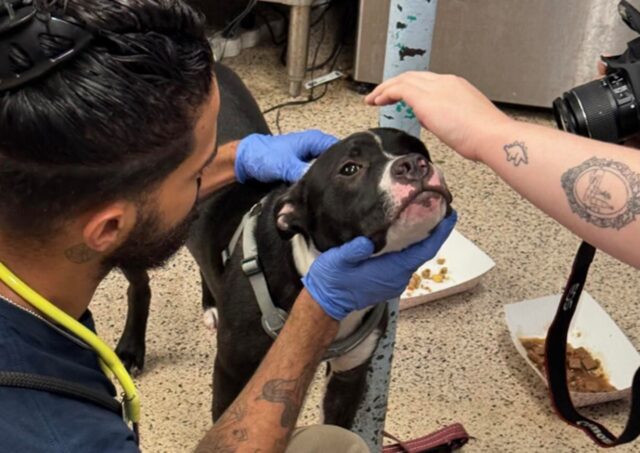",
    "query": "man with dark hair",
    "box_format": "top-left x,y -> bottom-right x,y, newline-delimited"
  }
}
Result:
0,1 -> 454,451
